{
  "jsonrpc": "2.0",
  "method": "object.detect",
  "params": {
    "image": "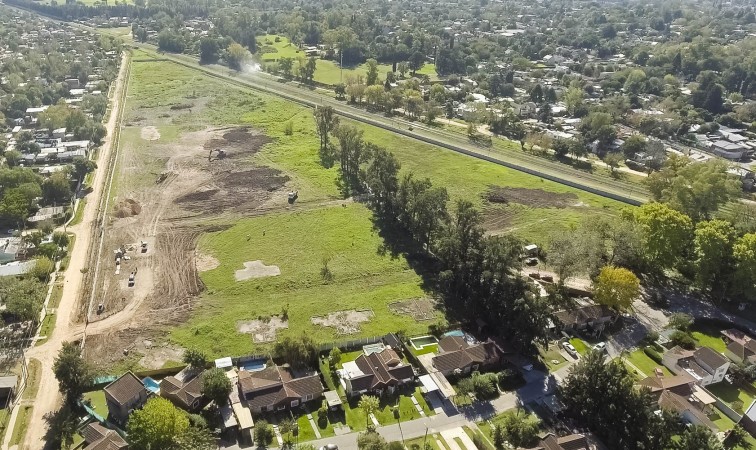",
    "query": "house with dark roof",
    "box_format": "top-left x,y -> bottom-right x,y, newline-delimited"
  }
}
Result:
661,346 -> 730,386
81,422 -> 128,450
430,336 -> 502,376
341,347 -> 414,397
528,432 -> 593,450
238,365 -> 323,414
721,328 -> 756,365
160,372 -> 204,411
104,372 -> 149,424
552,305 -> 617,336
638,373 -> 718,431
